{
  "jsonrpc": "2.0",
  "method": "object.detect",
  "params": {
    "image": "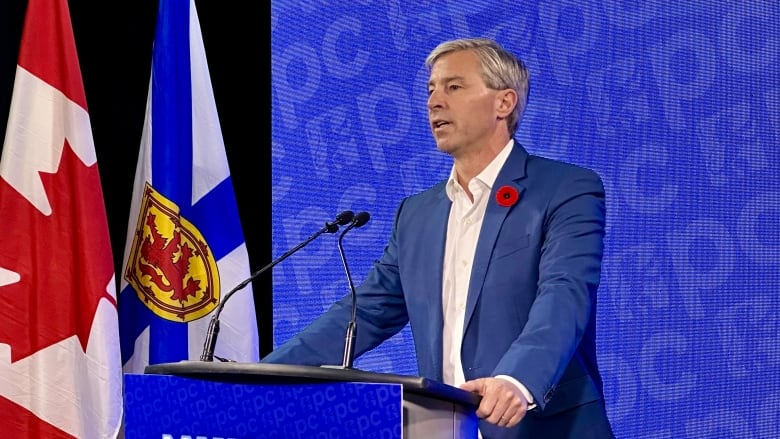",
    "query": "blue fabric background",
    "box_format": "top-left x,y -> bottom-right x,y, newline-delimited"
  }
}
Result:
272,2 -> 779,437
